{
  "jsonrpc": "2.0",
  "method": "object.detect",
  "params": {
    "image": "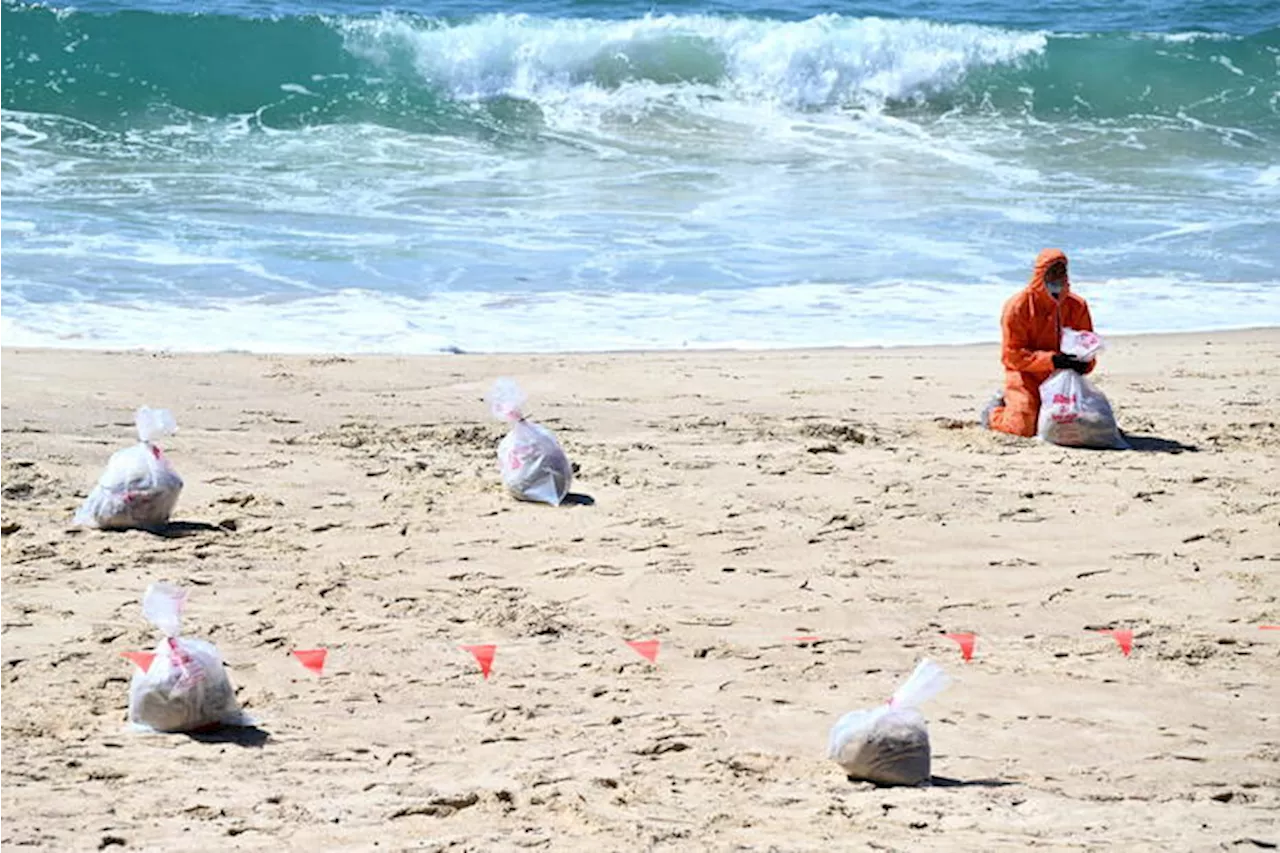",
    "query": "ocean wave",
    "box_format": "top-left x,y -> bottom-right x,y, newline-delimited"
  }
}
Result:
337,12 -> 1047,109
3,3 -> 1276,133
